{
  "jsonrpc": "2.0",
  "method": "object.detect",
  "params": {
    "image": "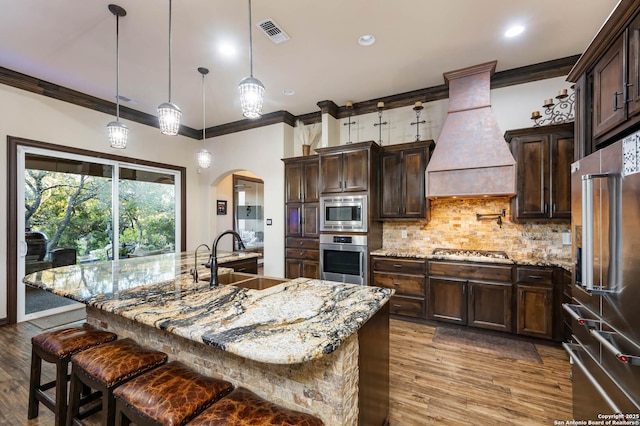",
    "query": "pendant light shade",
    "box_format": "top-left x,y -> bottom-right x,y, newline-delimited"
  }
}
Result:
238,0 -> 264,119
158,0 -> 181,135
107,4 -> 128,149
197,67 -> 211,169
